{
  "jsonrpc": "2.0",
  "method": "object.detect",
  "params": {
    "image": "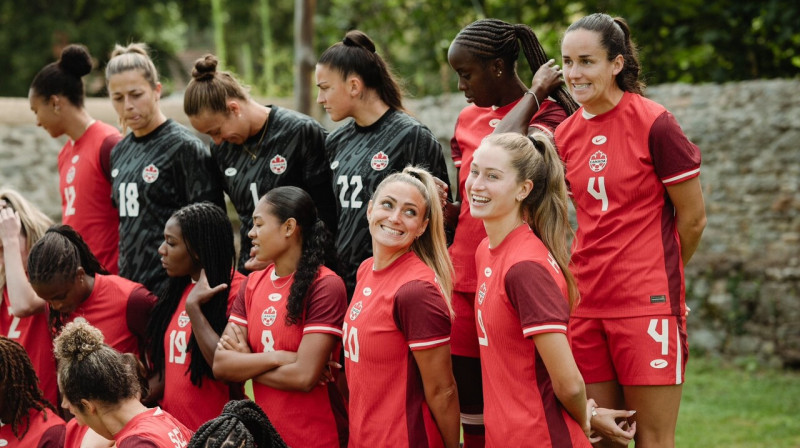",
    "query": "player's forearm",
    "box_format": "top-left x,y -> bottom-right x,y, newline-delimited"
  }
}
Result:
2,240 -> 46,316
424,381 -> 460,448
184,301 -> 222,366
677,214 -> 706,266
213,349 -> 284,382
